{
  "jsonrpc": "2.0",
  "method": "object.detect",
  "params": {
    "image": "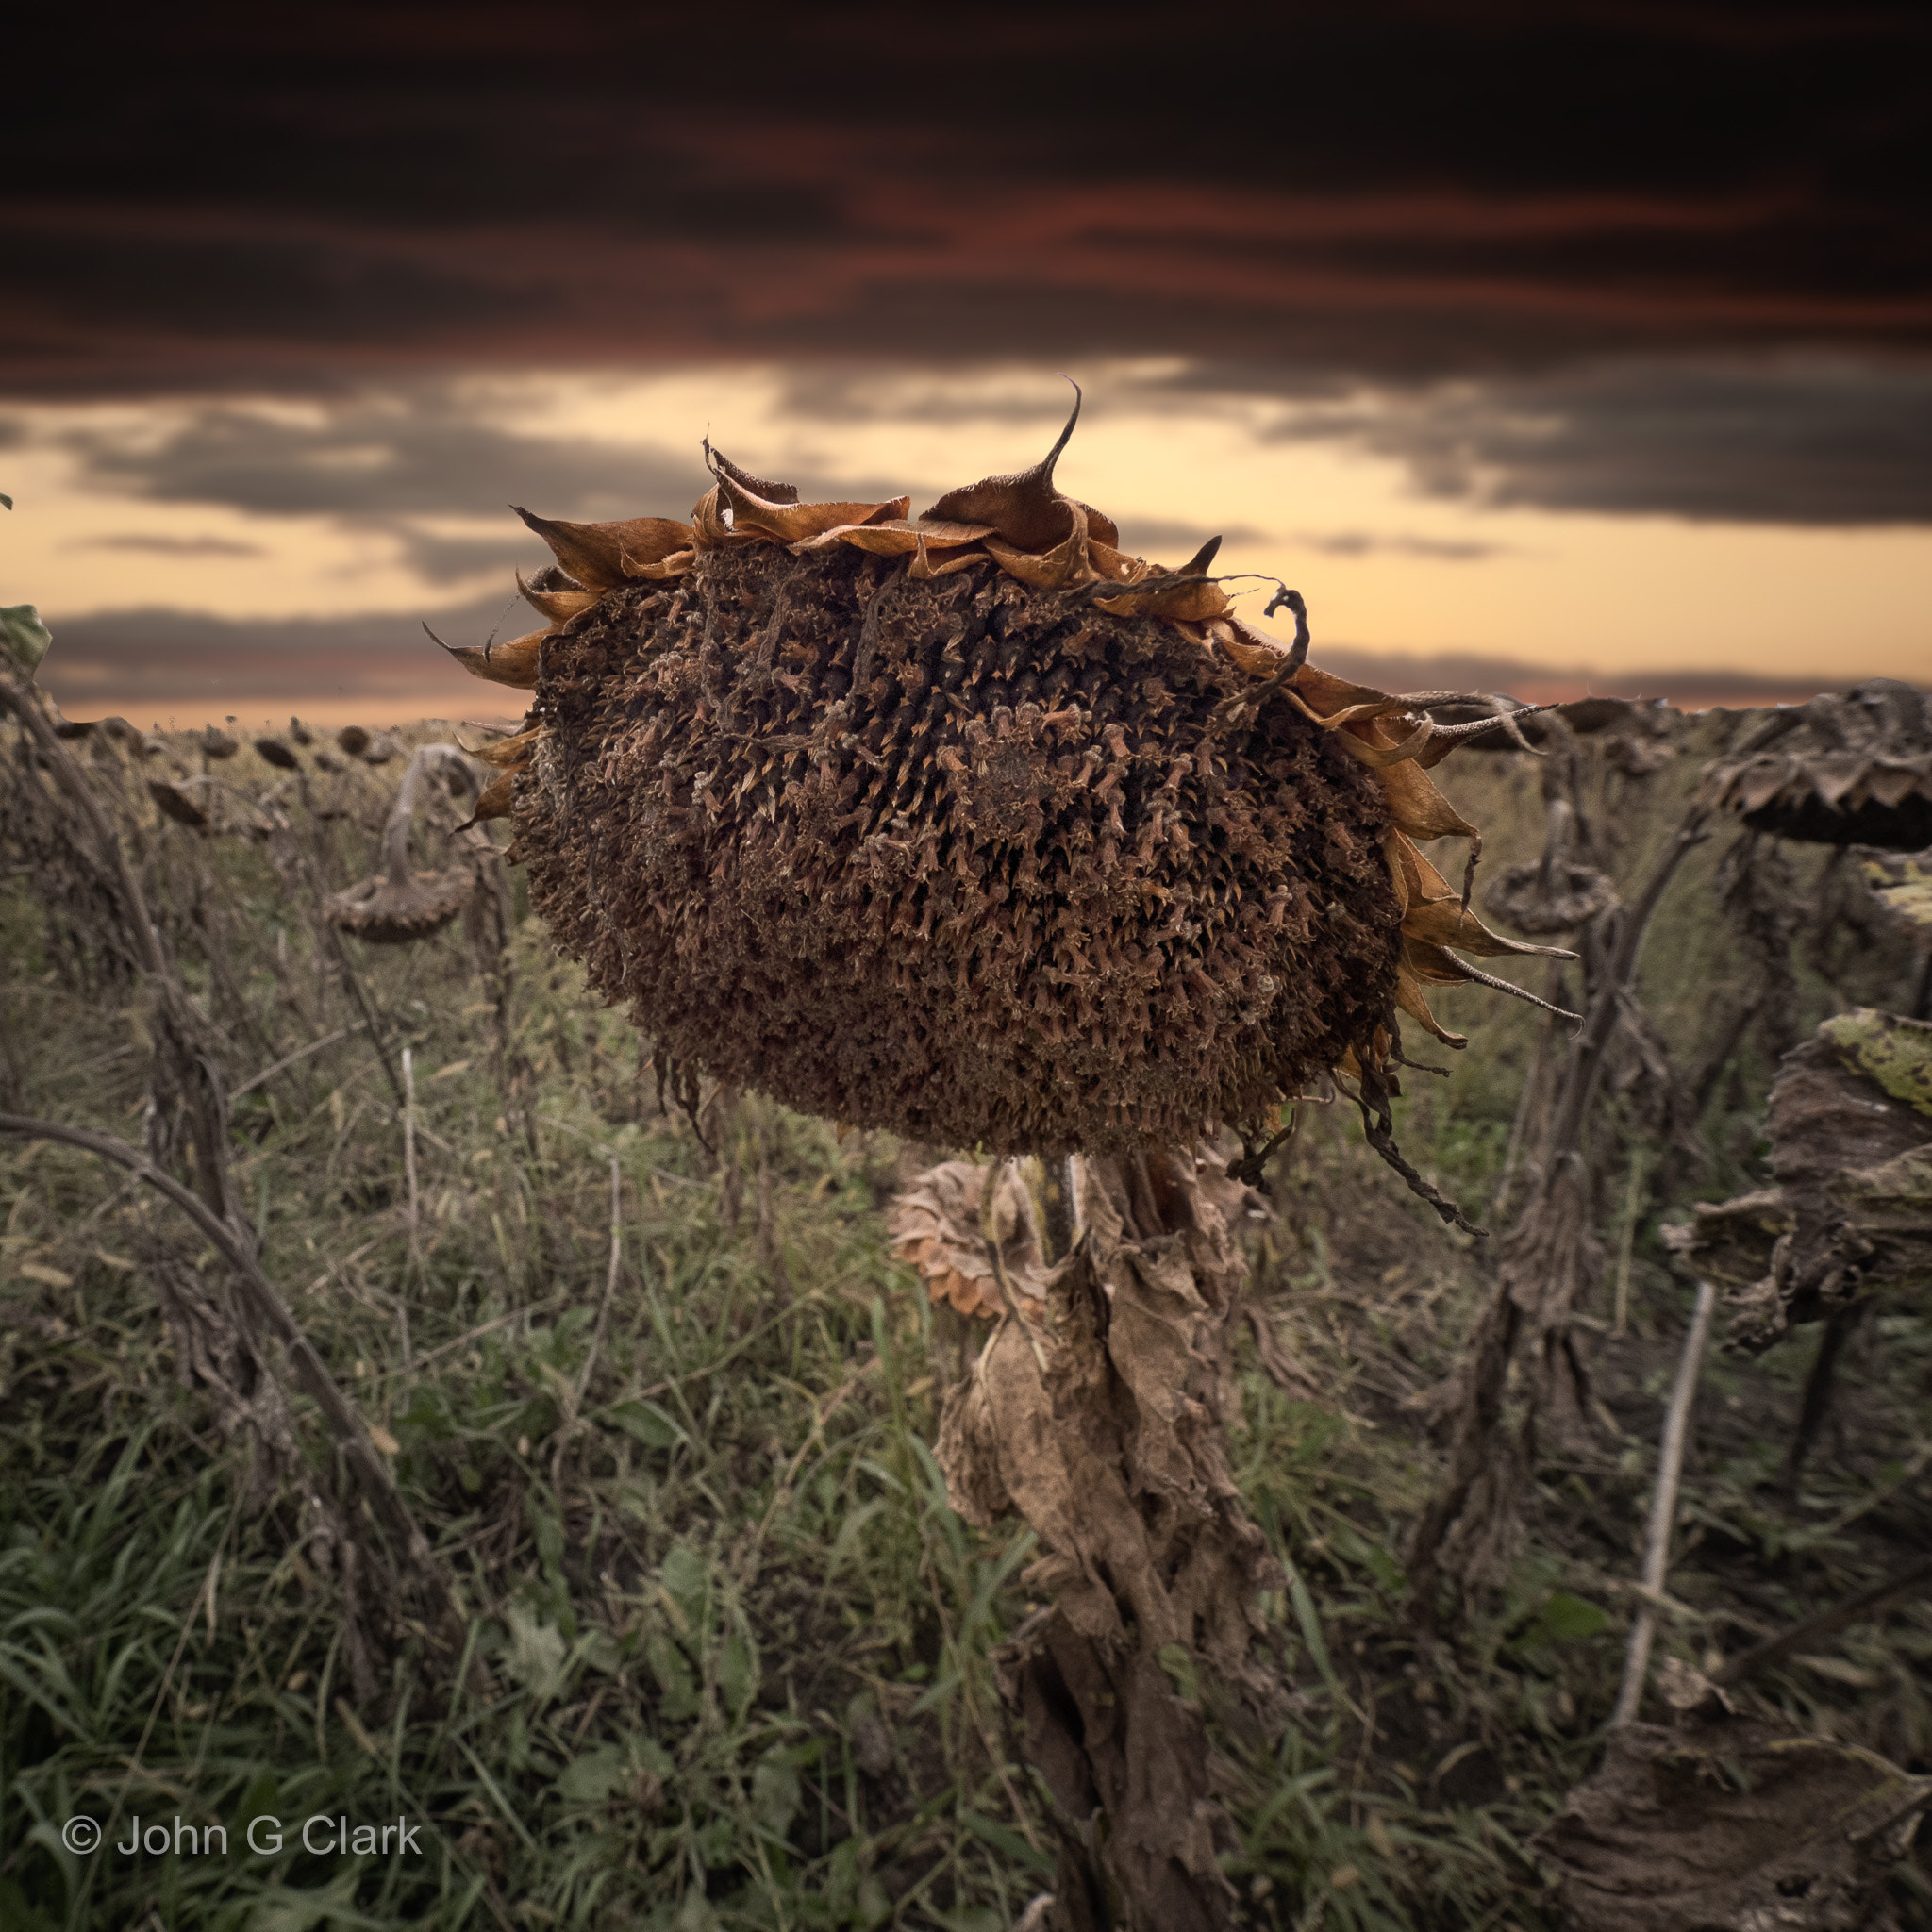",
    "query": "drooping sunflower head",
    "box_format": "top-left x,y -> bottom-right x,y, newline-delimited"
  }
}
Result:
449,391 -> 1565,1219
1700,678 -> 1932,849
